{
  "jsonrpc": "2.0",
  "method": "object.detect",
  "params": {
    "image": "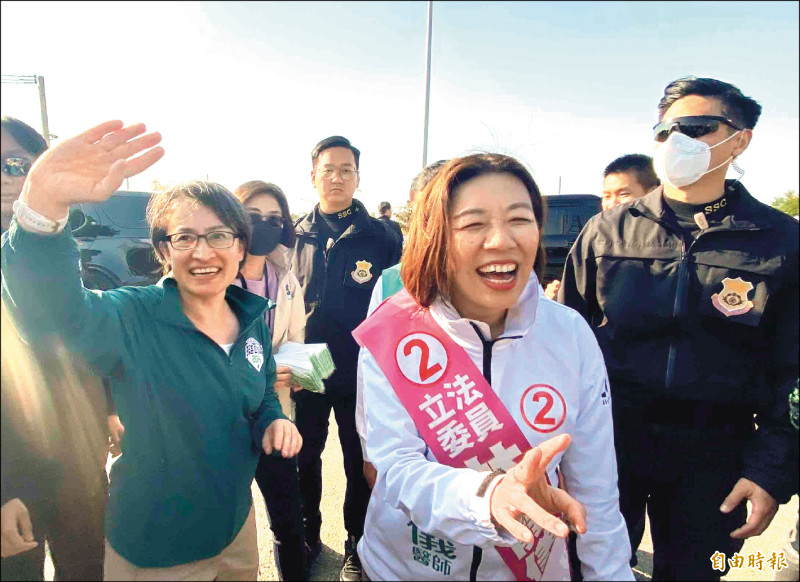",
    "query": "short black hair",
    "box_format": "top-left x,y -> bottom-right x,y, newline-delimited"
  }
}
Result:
603,154 -> 660,192
657,76 -> 762,129
1,115 -> 48,158
378,201 -> 391,214
147,181 -> 252,274
311,136 -> 360,170
410,159 -> 448,194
